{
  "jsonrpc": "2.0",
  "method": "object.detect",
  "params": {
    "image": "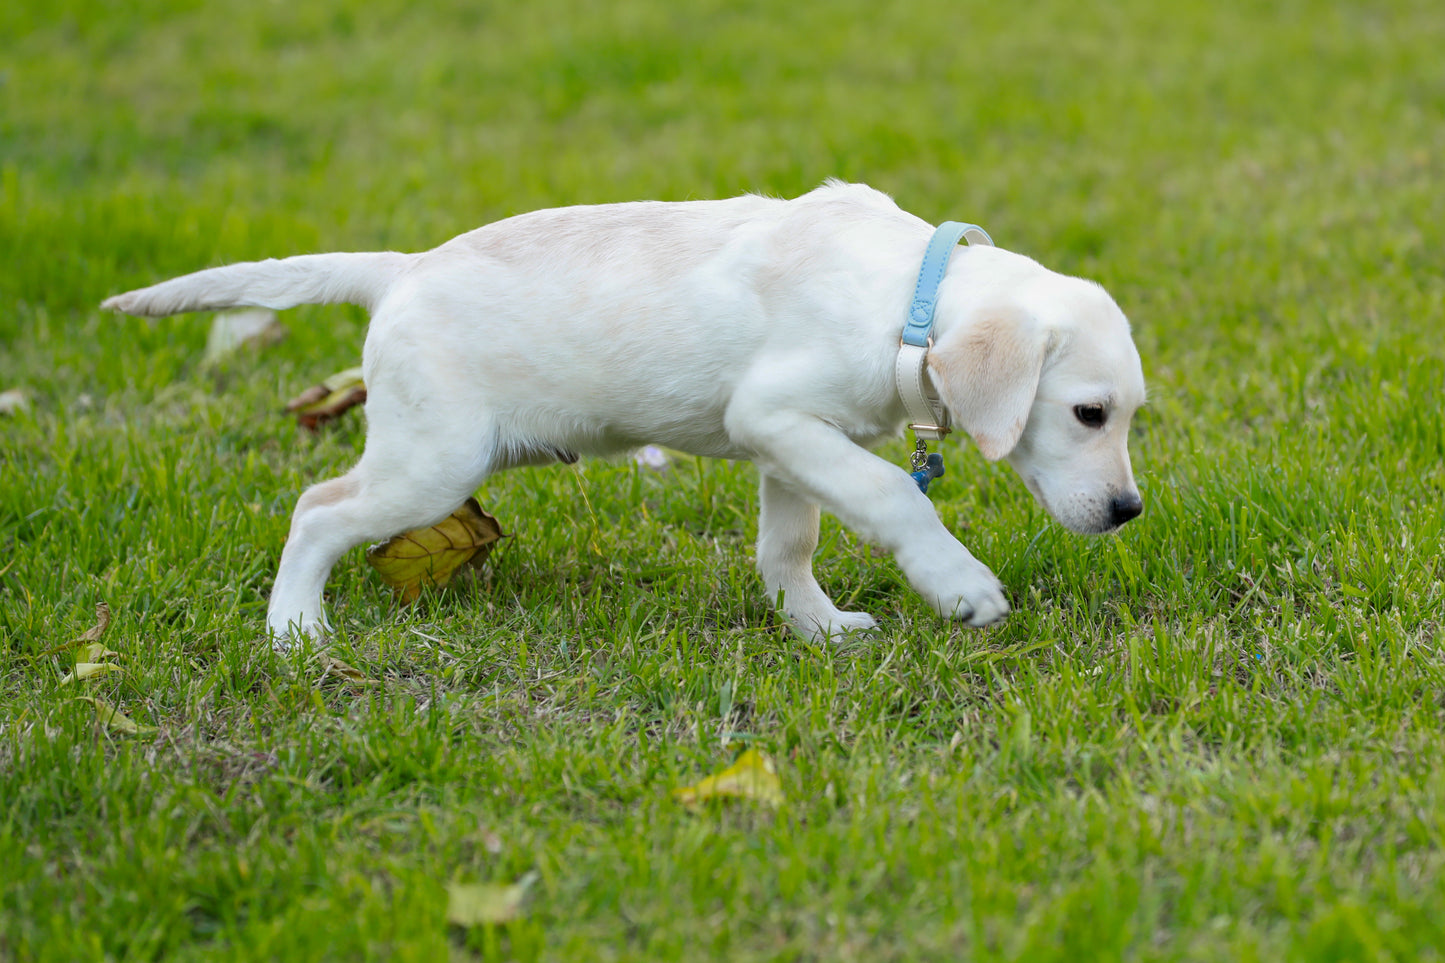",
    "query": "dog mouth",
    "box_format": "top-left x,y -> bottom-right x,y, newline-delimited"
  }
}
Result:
1022,474 -> 1133,535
